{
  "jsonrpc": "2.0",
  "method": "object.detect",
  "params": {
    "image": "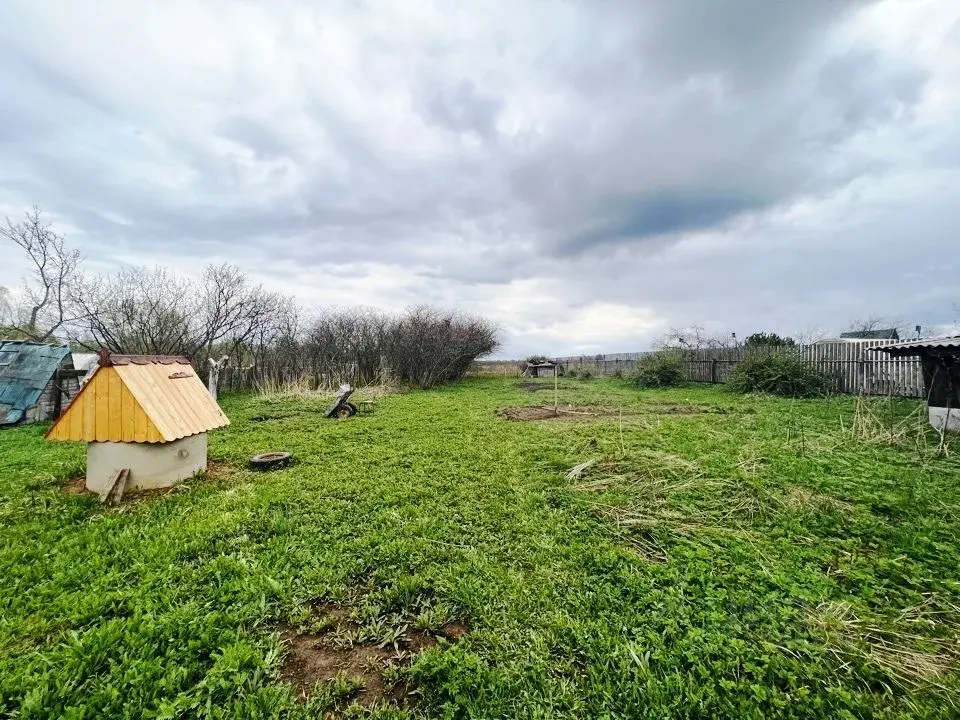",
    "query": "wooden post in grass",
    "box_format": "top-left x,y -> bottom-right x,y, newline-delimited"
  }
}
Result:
554,364 -> 559,415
